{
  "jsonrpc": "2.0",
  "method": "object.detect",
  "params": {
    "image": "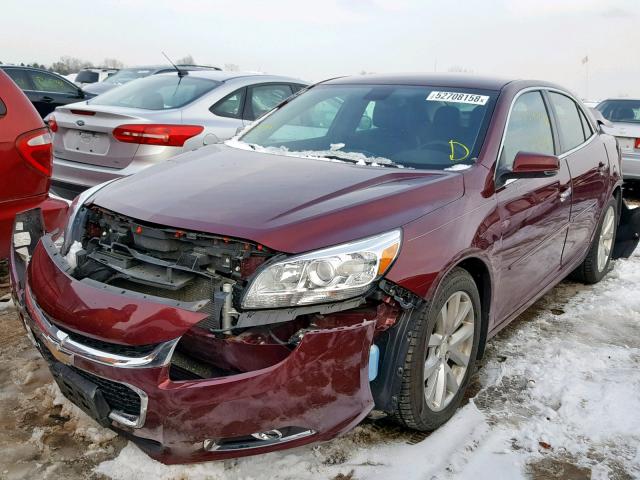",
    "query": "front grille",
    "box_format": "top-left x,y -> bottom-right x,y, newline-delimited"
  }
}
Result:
69,365 -> 142,417
35,339 -> 142,418
53,323 -> 158,357
108,276 -> 218,317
